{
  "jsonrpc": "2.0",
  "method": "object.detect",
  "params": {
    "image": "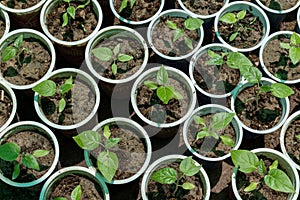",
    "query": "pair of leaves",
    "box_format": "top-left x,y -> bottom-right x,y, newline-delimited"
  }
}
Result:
54,185 -> 82,200
62,0 -> 91,27
280,32 -> 300,65
1,34 -> 24,62
119,0 -> 136,12
219,10 -> 247,24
